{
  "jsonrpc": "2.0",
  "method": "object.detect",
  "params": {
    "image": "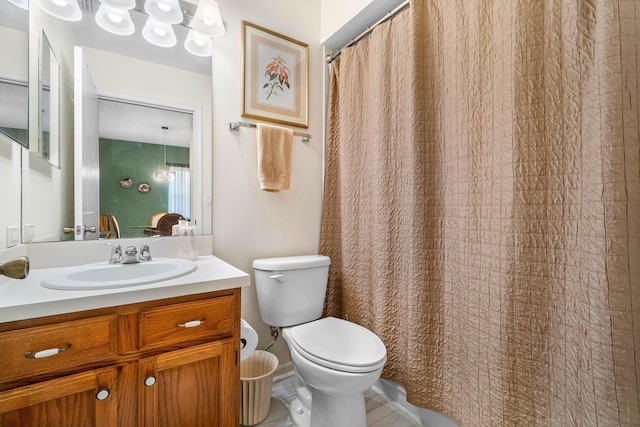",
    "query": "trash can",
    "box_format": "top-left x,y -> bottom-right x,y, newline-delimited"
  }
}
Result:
240,350 -> 279,426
